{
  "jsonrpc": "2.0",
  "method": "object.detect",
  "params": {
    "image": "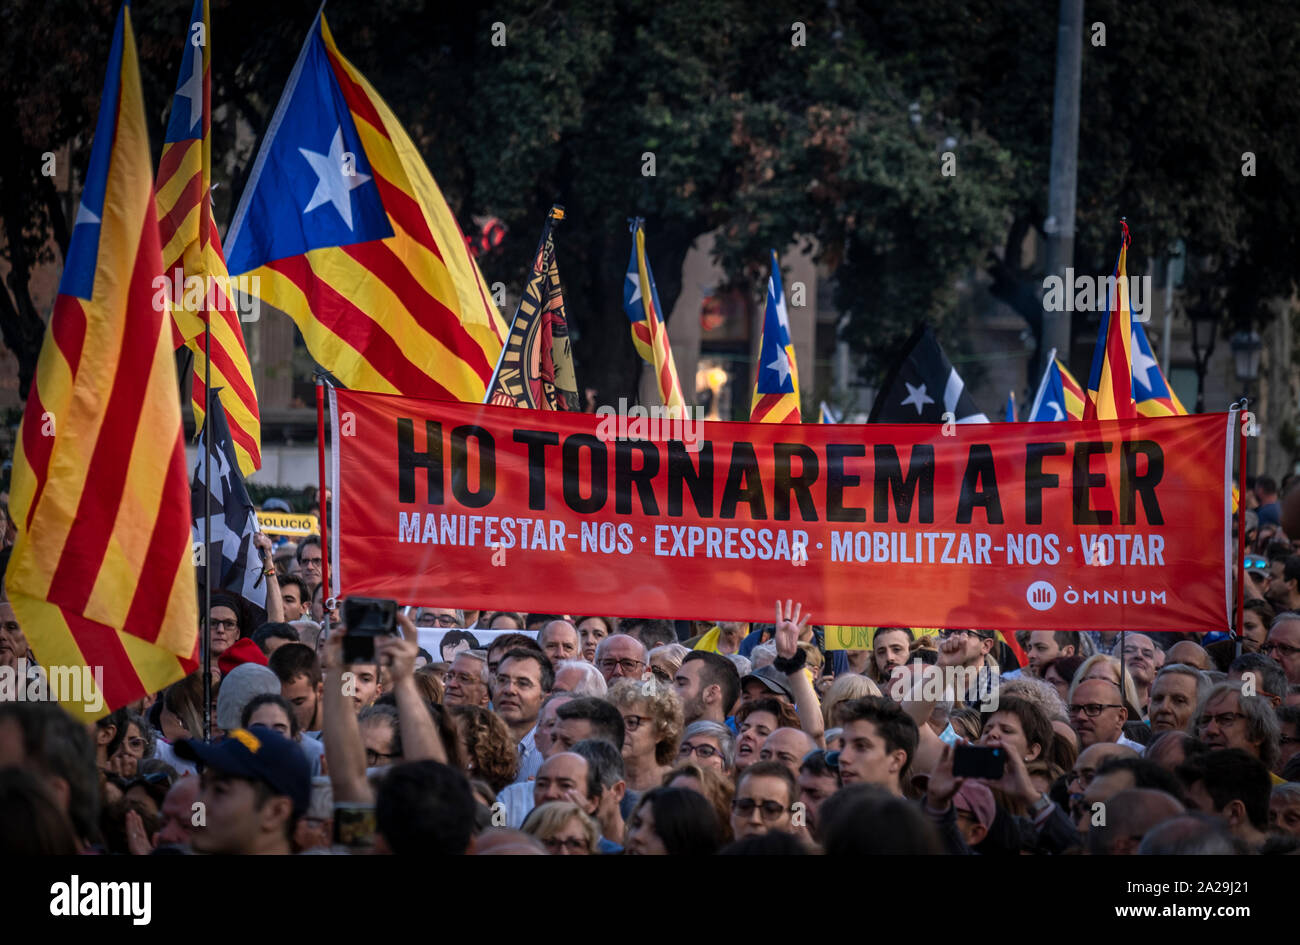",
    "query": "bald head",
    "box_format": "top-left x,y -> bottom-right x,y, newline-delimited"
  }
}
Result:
1166,641 -> 1211,672
472,829 -> 547,855
1088,789 -> 1184,855
1137,813 -> 1239,855
759,727 -> 816,777
594,634 -> 648,682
